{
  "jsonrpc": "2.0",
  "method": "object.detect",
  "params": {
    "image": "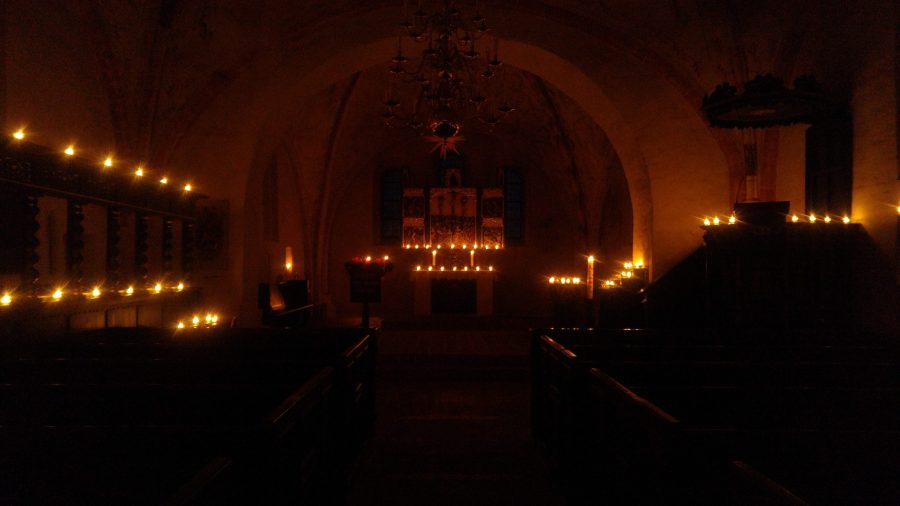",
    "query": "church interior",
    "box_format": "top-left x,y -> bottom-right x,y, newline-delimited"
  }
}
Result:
1,0 -> 899,504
